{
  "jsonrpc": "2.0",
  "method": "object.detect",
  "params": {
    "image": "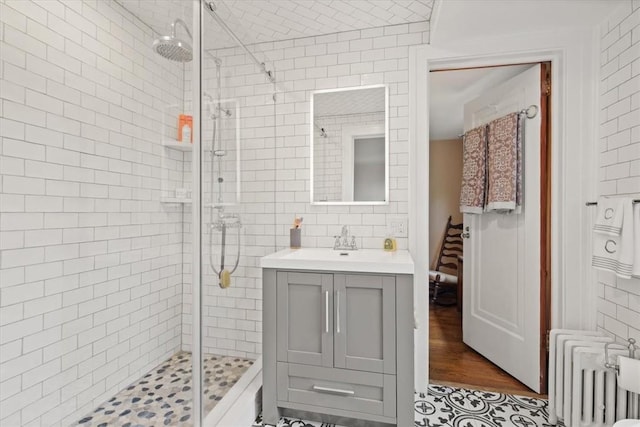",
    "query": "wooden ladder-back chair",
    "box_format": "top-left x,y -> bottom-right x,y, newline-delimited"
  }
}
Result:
429,215 -> 464,306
